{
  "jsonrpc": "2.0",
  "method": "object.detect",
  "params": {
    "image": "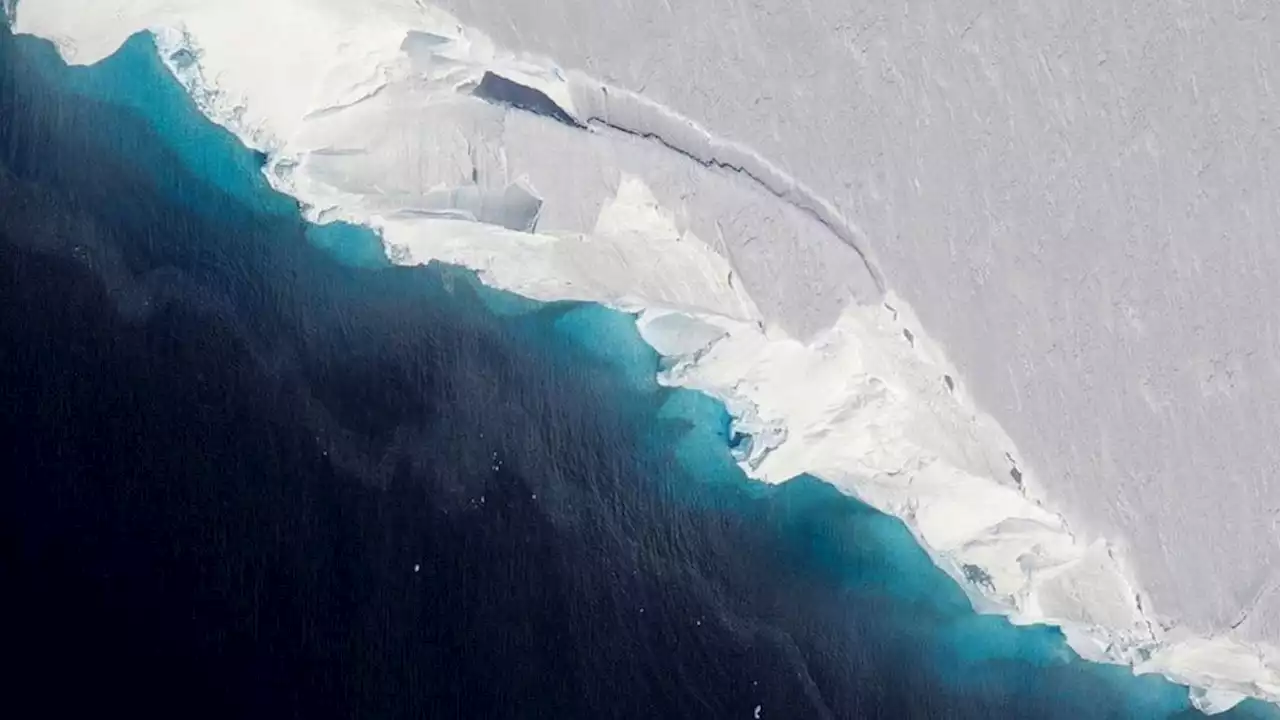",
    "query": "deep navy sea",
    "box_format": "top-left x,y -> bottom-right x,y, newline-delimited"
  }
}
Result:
2,19 -> 1277,720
